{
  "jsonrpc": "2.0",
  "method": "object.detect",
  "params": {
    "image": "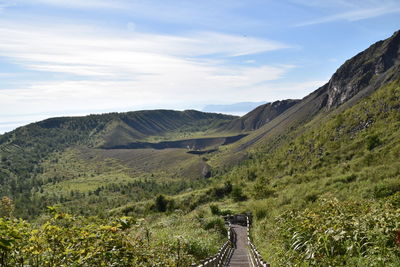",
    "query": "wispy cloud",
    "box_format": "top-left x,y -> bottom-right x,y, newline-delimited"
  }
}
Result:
0,23 -> 289,74
0,19 -> 295,133
293,0 -> 400,27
